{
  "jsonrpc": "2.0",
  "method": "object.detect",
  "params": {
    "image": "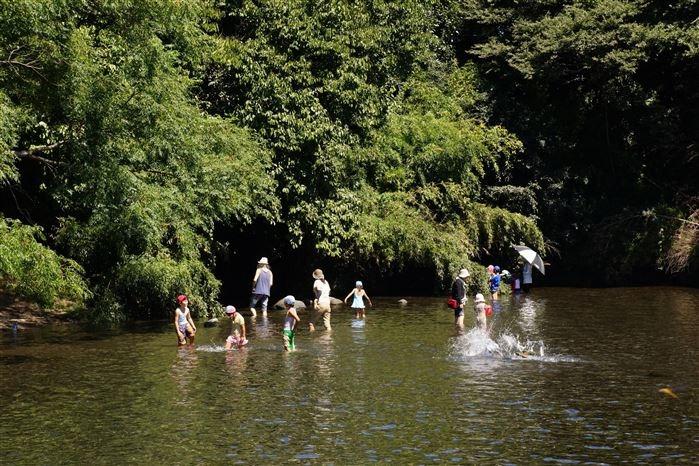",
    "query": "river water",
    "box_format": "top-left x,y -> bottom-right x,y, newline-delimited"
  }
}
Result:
1,287 -> 697,464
